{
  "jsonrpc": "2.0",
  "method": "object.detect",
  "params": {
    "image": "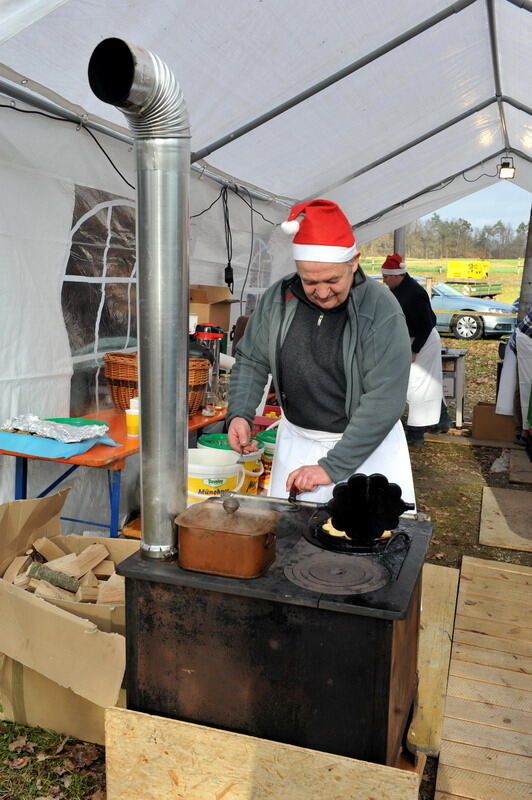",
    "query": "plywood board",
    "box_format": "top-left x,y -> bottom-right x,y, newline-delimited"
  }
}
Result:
479,487 -> 532,551
105,707 -> 421,800
509,448 -> 532,484
407,564 -> 459,757
436,557 -> 532,800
